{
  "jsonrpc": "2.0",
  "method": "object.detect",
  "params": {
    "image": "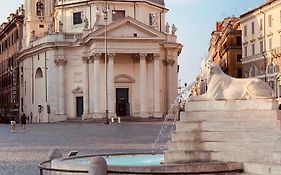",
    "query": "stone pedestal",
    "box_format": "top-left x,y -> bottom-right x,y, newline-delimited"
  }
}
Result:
165,99 -> 281,174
